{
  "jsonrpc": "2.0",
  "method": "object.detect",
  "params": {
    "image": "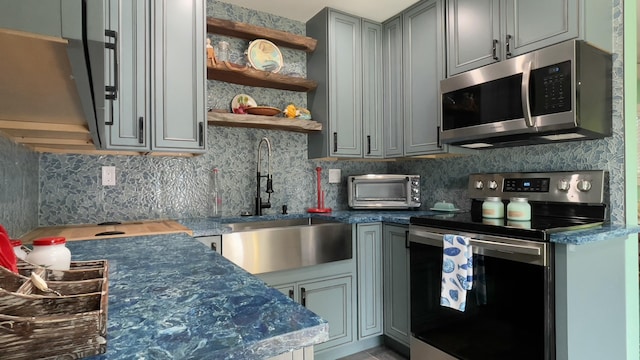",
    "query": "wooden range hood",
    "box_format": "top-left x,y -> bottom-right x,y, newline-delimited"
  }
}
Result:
0,29 -> 99,154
